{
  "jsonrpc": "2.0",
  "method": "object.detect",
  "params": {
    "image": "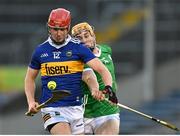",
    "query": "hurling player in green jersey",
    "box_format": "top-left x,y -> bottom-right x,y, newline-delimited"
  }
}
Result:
72,22 -> 120,134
